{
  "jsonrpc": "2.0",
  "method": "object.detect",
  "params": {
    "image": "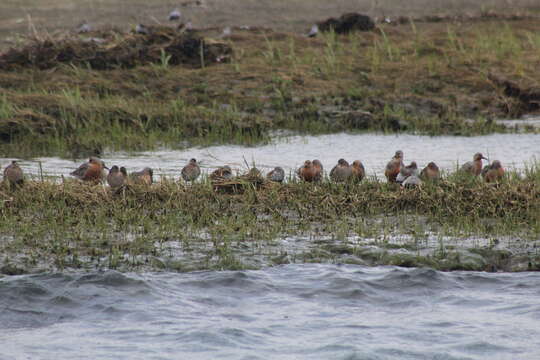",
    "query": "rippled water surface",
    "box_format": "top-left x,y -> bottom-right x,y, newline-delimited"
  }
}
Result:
3,133 -> 539,179
1,265 -> 540,359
